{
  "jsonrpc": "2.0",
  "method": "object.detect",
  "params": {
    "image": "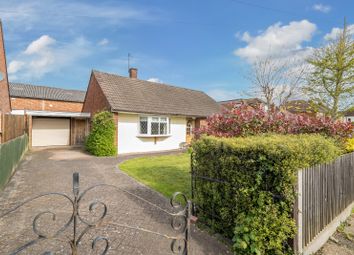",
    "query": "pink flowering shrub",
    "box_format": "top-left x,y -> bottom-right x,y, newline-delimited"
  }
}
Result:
195,104 -> 353,140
